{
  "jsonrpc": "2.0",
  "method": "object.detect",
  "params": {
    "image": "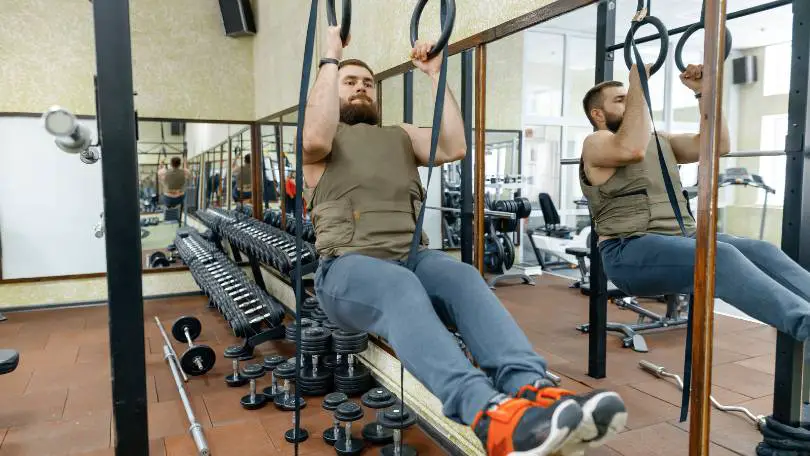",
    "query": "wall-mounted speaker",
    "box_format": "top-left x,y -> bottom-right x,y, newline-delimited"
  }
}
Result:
218,0 -> 256,37
170,121 -> 185,137
732,55 -> 758,85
